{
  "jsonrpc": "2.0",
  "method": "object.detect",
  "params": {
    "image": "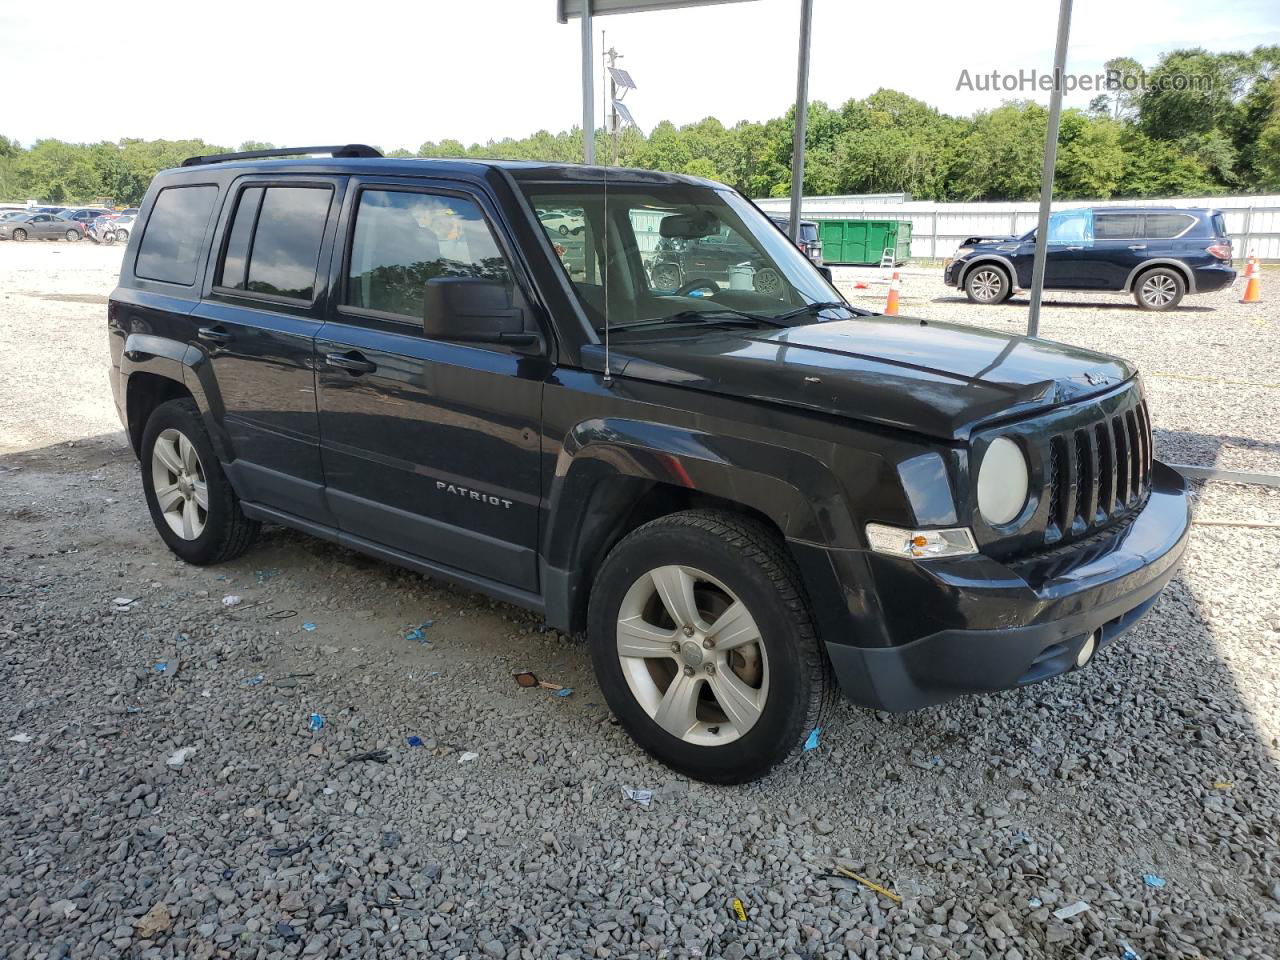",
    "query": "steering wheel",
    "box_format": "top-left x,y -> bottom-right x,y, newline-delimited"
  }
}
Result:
675,278 -> 720,297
